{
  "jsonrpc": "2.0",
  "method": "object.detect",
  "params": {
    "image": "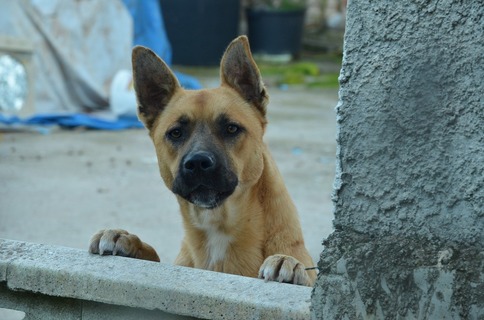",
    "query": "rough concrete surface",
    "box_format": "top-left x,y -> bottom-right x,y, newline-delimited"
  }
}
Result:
334,0 -> 483,244
0,85 -> 337,267
0,238 -> 311,319
312,1 -> 483,319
